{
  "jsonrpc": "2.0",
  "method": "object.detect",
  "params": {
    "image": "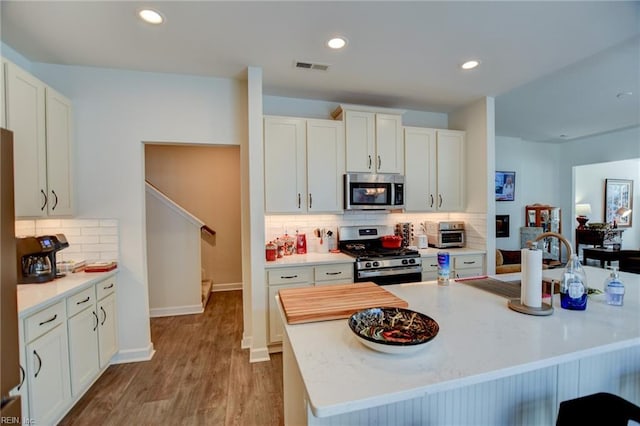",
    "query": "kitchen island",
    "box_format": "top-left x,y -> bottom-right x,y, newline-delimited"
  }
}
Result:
279,266 -> 640,425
